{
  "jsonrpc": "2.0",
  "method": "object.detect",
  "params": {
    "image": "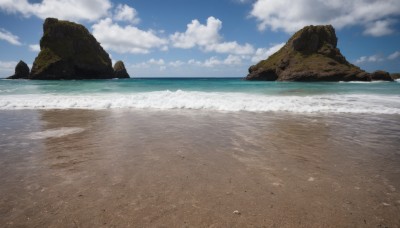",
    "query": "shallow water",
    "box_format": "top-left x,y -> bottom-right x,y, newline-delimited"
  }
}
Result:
0,109 -> 399,227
